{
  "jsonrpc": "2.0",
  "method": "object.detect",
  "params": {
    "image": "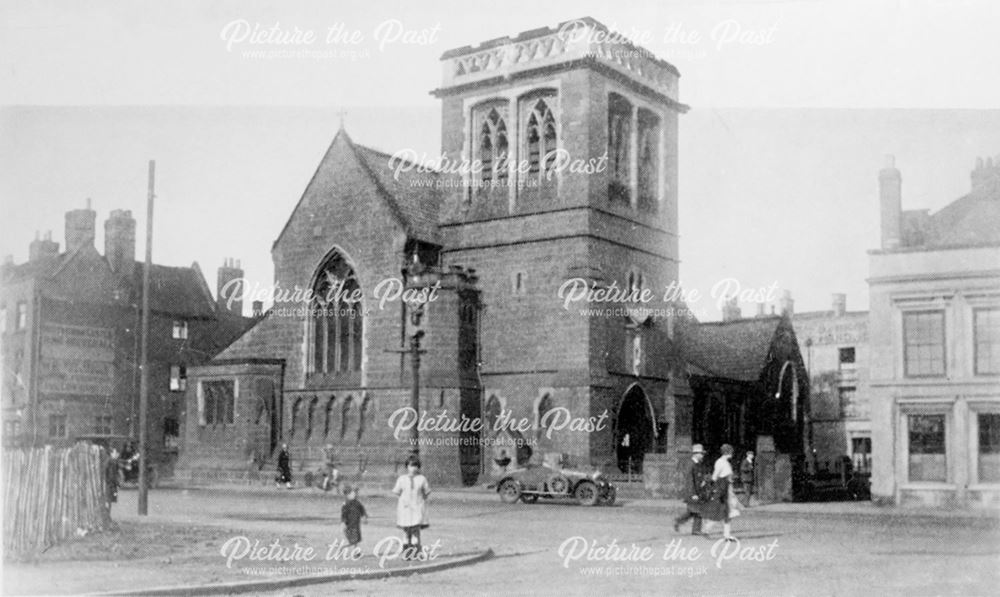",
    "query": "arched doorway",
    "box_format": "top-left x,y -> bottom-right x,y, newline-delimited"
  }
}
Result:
616,385 -> 655,474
